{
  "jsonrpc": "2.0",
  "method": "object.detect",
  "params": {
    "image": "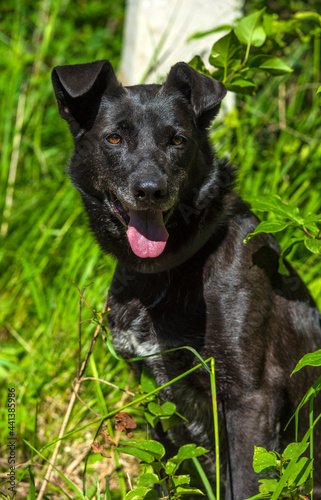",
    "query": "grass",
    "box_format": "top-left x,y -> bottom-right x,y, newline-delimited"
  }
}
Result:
0,1 -> 128,498
0,1 -> 320,499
